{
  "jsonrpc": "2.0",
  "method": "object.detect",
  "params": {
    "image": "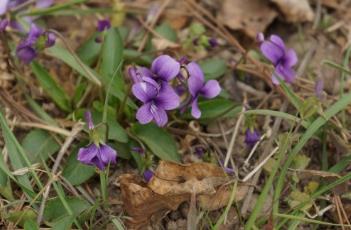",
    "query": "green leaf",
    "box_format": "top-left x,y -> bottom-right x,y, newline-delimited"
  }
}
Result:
291,154 -> 311,170
22,129 -> 60,163
46,45 -> 101,86
31,62 -> 71,112
62,149 -> 95,186
0,112 -> 34,193
99,28 -> 137,109
155,22 -> 177,42
124,49 -> 152,65
199,58 -> 227,80
52,215 -> 74,230
6,208 -> 37,227
132,123 -> 180,162
183,98 -> 241,121
44,197 -> 90,222
77,32 -> 102,66
90,107 -> 128,143
99,28 -> 123,80
24,219 -> 39,230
